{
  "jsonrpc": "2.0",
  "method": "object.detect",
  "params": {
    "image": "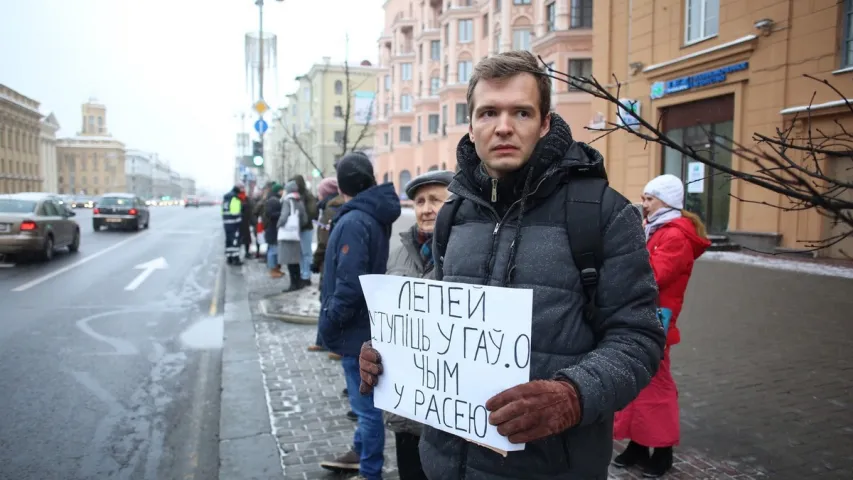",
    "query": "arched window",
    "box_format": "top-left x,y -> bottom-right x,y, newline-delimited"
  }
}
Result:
334,80 -> 343,95
383,172 -> 389,183
398,170 -> 412,197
